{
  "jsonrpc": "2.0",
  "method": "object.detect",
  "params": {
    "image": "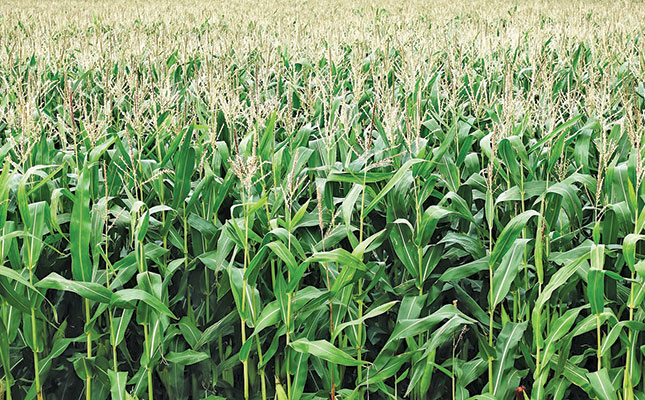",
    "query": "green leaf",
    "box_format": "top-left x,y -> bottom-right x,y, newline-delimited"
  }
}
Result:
587,269 -> 605,315
365,159 -> 422,213
587,369 -> 617,400
485,190 -> 494,227
112,310 -> 134,347
172,126 -> 195,211
0,265 -> 42,298
71,170 -> 93,282
489,210 -> 539,268
352,229 -> 386,259
275,377 -> 288,400
108,370 -> 128,400
111,289 -> 177,319
249,301 -> 280,338
289,338 -> 365,366
165,350 -> 209,365
73,357 -> 95,381
178,317 -> 201,349
491,322 -> 527,396
542,306 -> 585,368
386,305 -> 471,345
624,234 -> 645,272
37,273 -> 112,303
390,219 -> 418,279
341,184 -> 363,227
535,253 -> 588,311
267,241 -> 298,272
194,311 -> 237,349
491,239 -> 529,308
397,295 -> 428,321
136,210 -> 150,242
333,301 -> 397,341
307,249 -> 366,271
